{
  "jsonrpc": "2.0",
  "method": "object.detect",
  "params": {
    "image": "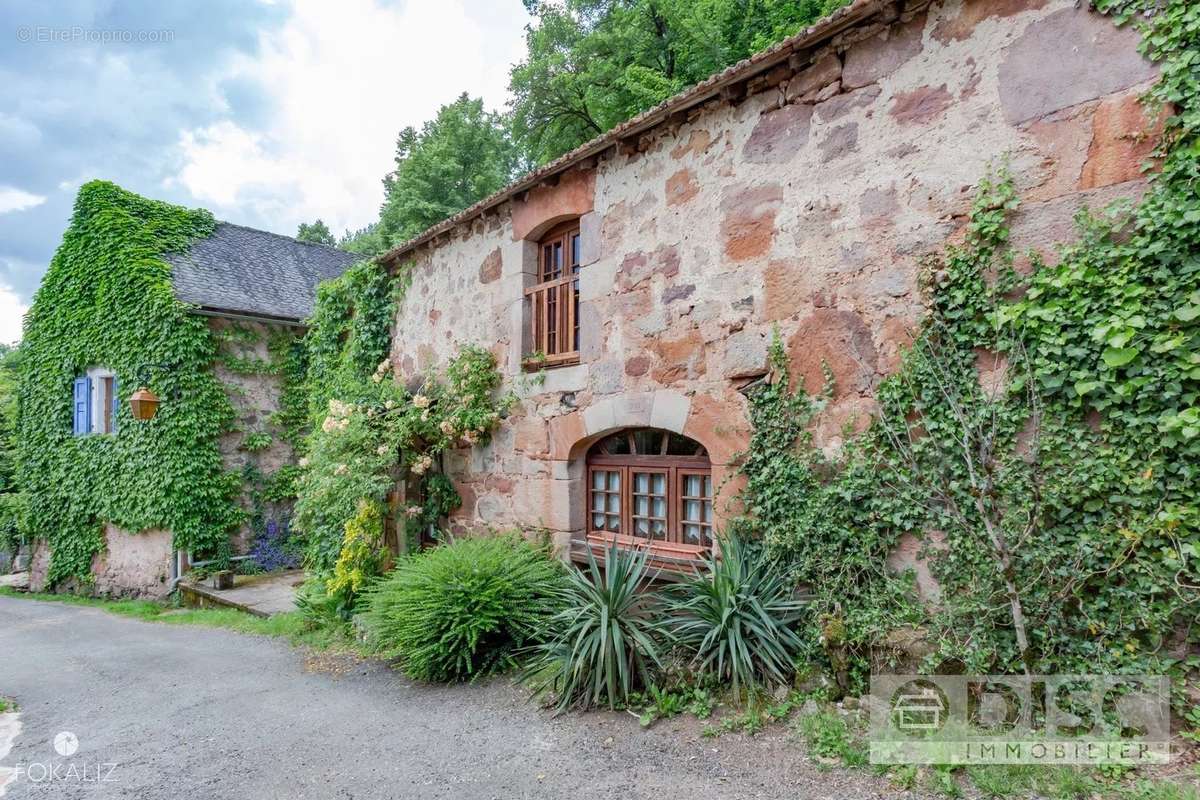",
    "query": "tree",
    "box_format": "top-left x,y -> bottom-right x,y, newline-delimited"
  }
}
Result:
377,94 -> 519,248
510,0 -> 849,164
337,223 -> 387,258
296,219 -> 336,246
